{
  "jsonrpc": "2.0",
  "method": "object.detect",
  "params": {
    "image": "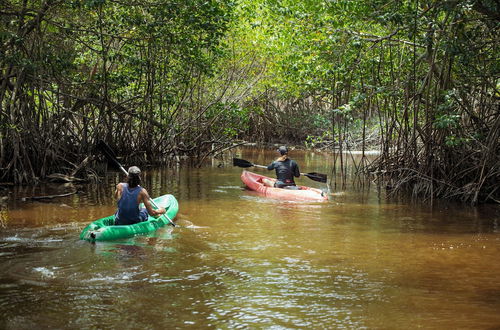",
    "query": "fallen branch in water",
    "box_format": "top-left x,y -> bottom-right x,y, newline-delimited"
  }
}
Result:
46,173 -> 88,183
22,190 -> 78,201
